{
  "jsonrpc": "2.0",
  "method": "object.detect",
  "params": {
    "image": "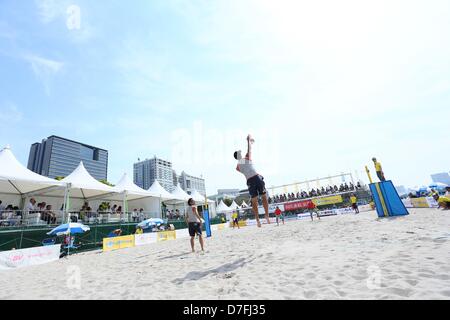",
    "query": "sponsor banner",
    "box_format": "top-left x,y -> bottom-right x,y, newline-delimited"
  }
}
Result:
411,198 -> 430,208
229,220 -> 247,227
254,204 -> 285,214
297,213 -> 312,220
157,231 -> 177,242
284,200 -> 314,211
317,209 -> 337,217
103,235 -> 135,252
402,198 -> 413,208
313,195 -> 343,207
334,207 -> 354,215
0,245 -> 61,271
134,233 -> 157,246
245,218 -> 275,226
217,223 -> 228,230
426,197 -> 439,208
